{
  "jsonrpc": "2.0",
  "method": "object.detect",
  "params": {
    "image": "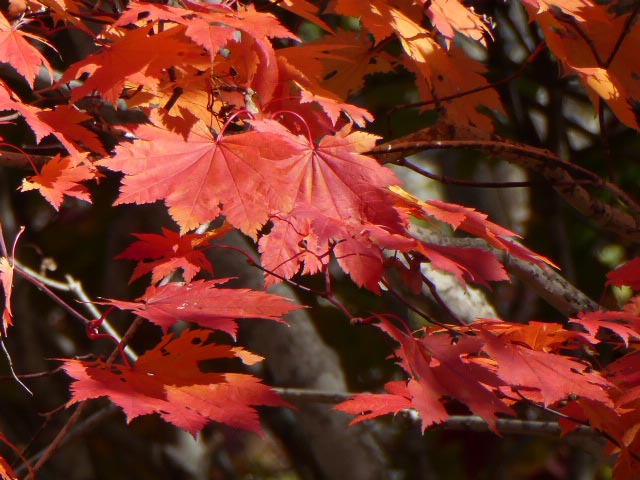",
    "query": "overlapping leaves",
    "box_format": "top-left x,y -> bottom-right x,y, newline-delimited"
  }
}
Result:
336,316 -> 612,430
62,329 -> 290,435
4,0 -> 640,476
